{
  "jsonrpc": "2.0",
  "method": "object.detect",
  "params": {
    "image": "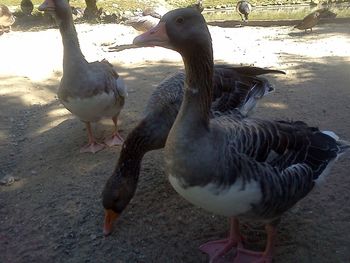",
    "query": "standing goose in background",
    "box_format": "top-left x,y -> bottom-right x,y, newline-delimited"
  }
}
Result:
124,7 -> 165,33
39,0 -> 127,153
102,65 -> 285,235
125,1 -> 204,33
236,1 -> 252,22
187,0 -> 204,13
21,0 -> 34,16
133,8 -> 350,263
0,4 -> 15,35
